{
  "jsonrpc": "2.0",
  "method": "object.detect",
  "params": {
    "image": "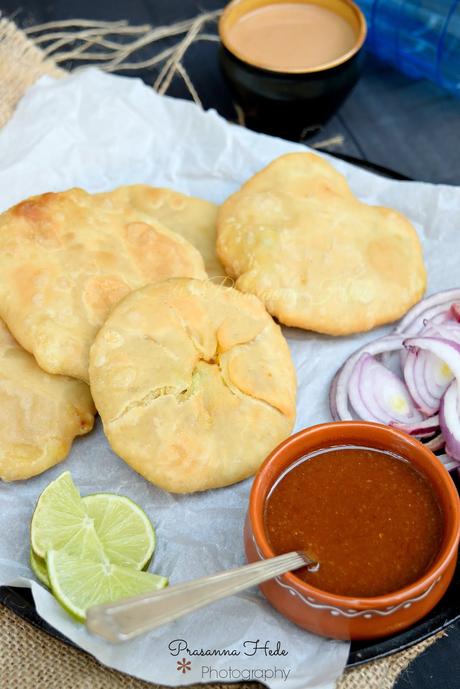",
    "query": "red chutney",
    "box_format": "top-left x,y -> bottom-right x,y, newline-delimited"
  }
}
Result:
264,447 -> 444,597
